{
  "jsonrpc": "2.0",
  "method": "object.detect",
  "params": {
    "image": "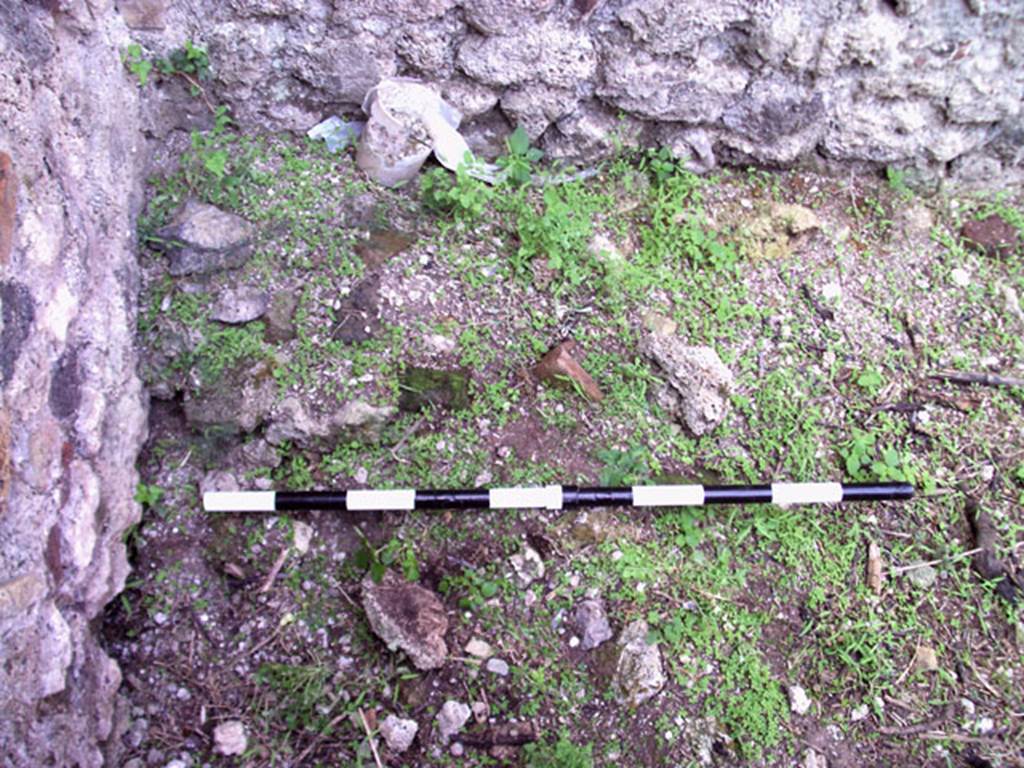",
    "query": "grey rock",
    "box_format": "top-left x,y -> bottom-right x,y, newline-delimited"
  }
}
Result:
211,287 -> 270,325
118,0 -> 167,29
464,638 -> 493,658
463,0 -> 555,34
641,335 -> 734,436
265,397 -> 396,447
441,77 -> 499,119
904,562 -> 938,590
362,570 -> 448,670
156,200 -> 255,276
509,545 -> 545,587
379,714 -> 418,753
436,700 -> 471,740
720,74 -> 825,164
183,361 -> 277,434
598,49 -> 749,124
0,573 -> 46,620
212,720 -> 247,756
263,291 -> 299,344
614,620 -> 665,706
789,684 -> 812,715
456,22 -> 597,89
572,598 -> 613,650
485,658 -> 510,676
617,0 -> 750,56
500,84 -> 578,141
